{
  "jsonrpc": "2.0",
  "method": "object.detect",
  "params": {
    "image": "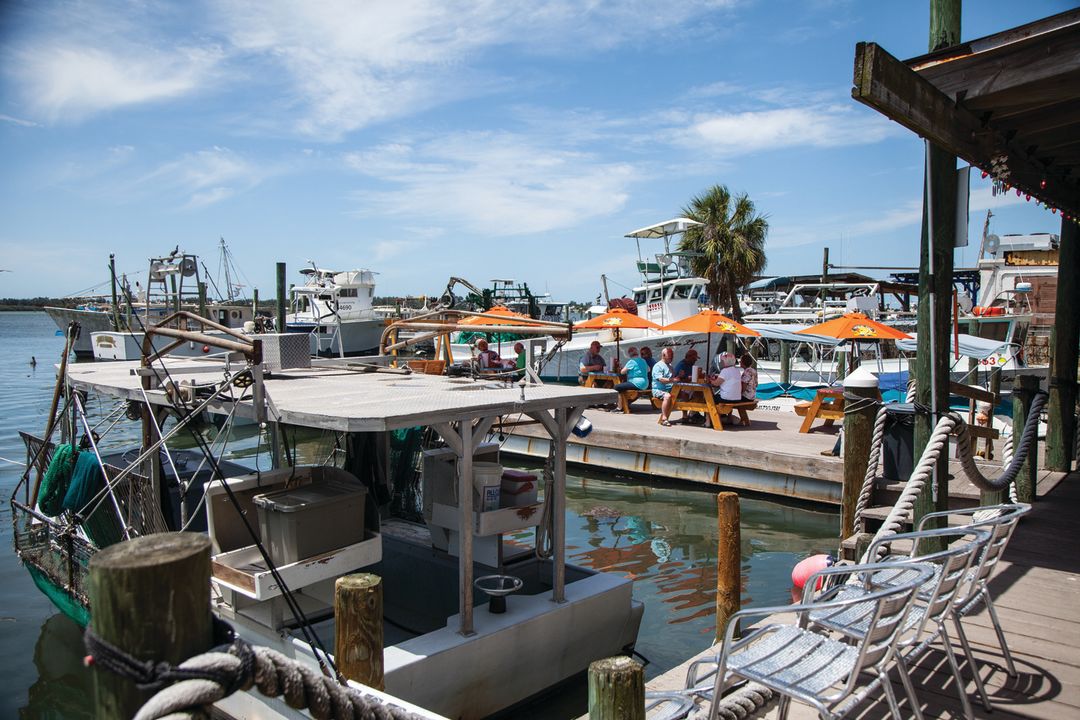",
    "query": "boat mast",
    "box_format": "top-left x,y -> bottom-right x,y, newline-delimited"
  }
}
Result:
221,237 -> 235,303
